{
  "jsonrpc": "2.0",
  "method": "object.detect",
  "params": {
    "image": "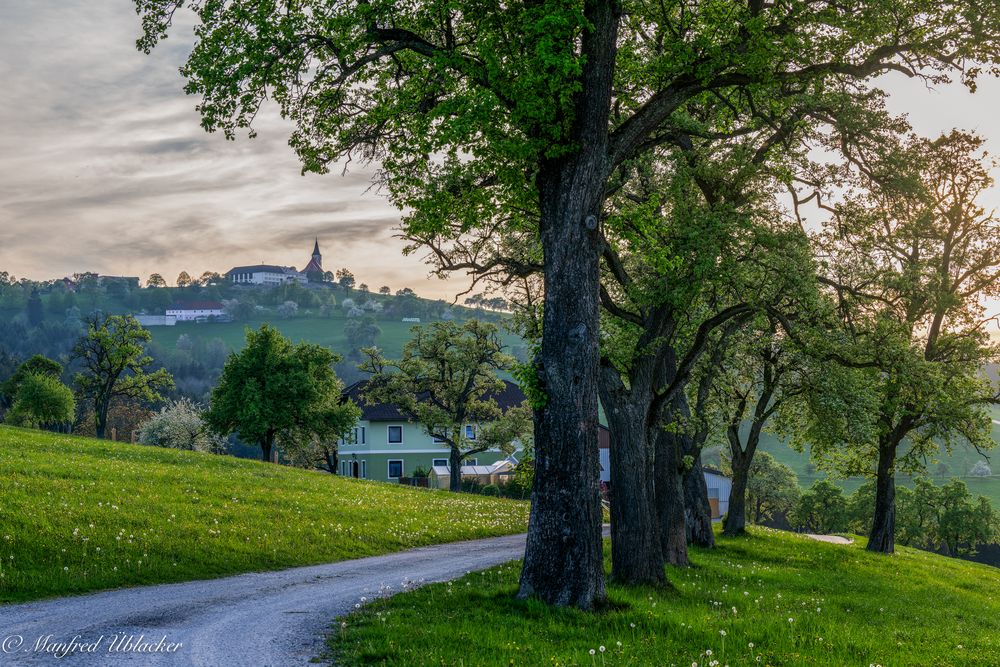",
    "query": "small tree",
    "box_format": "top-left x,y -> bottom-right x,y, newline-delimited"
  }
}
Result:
199,271 -> 223,286
335,268 -> 355,294
1,354 -> 63,403
5,374 -> 75,430
789,480 -> 848,534
360,320 -> 531,491
146,273 -> 167,288
969,460 -> 992,478
26,289 -> 43,327
378,286 -> 390,296
277,300 -> 299,319
73,315 -> 173,439
139,398 -> 226,453
176,271 -> 194,288
743,451 -> 801,525
344,316 -> 381,351
205,324 -> 359,462
935,479 -> 1000,556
